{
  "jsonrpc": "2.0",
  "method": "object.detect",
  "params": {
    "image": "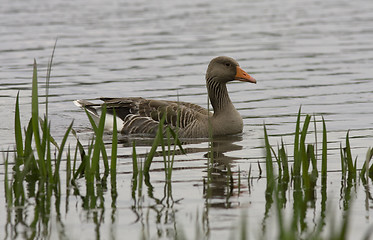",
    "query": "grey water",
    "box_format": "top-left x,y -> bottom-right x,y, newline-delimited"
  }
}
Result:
1,0 -> 373,239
